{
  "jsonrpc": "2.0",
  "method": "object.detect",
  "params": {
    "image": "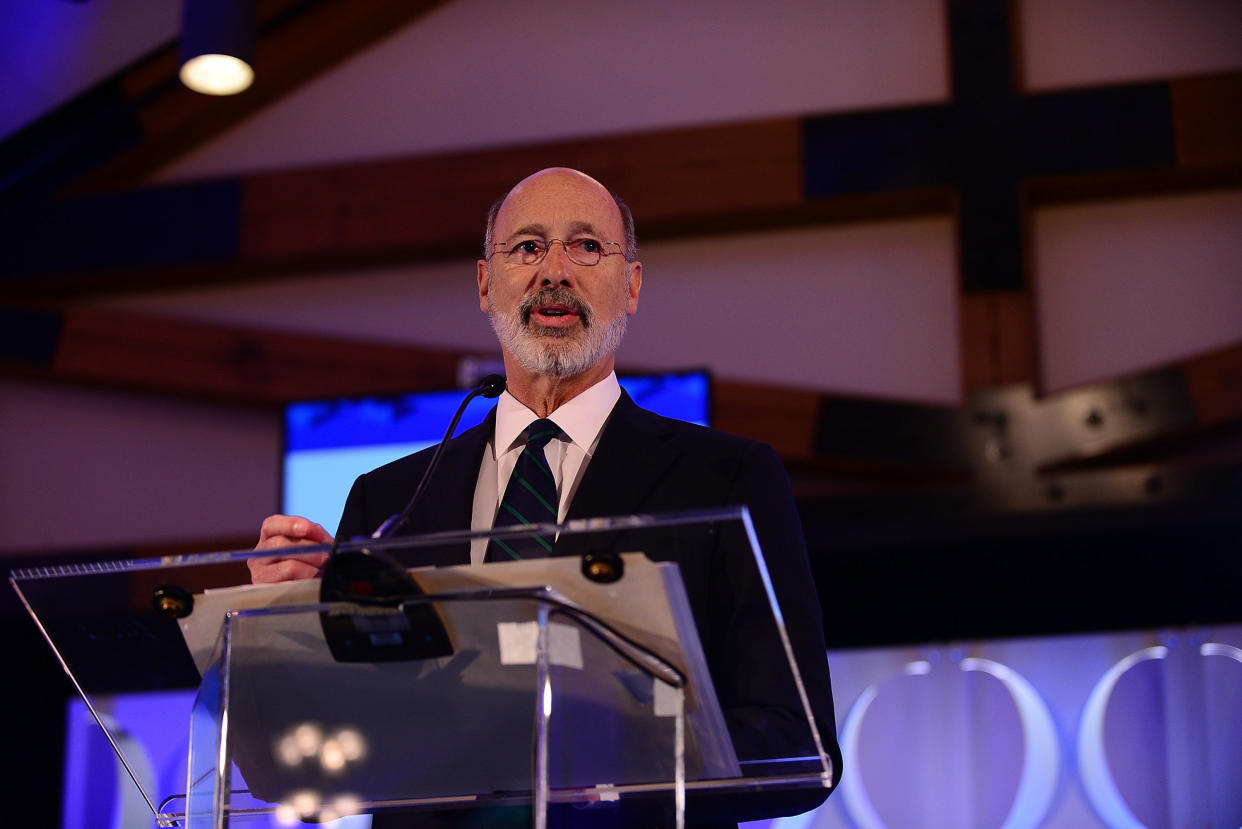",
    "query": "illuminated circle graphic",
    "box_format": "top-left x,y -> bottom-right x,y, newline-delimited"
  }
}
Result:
1078,642 -> 1242,829
959,657 -> 1060,829
839,683 -> 885,829
838,656 -> 1059,829
1077,645 -> 1167,829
